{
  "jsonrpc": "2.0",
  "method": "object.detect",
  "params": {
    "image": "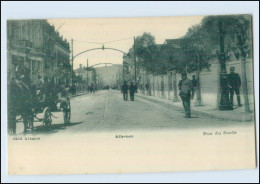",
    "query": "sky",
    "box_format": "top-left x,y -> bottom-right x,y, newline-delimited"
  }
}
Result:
47,16 -> 204,70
